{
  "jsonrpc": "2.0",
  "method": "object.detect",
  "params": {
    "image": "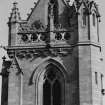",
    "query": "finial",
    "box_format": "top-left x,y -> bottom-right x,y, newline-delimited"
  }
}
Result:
2,56 -> 6,62
12,1 -> 18,11
8,1 -> 21,23
13,1 -> 18,7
